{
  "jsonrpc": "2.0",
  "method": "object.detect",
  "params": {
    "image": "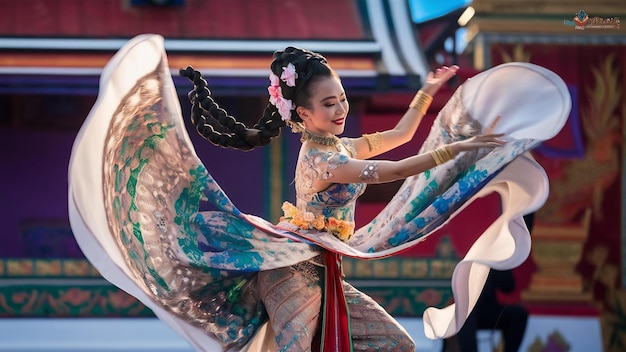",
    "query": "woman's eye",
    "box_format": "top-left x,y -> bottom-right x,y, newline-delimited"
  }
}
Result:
324,97 -> 346,107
